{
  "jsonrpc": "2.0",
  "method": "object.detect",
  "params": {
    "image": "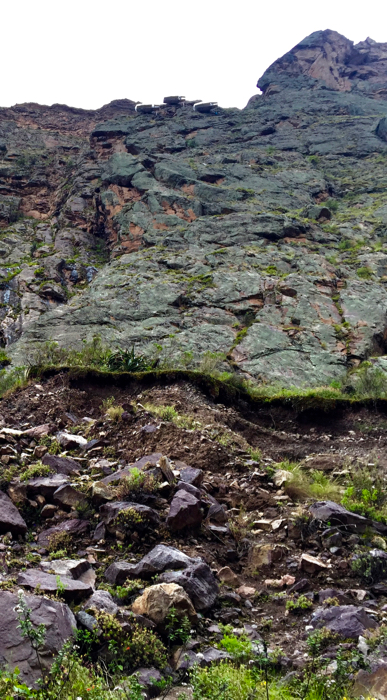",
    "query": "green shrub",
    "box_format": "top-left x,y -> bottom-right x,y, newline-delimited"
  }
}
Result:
357,266 -> 373,279
191,662 -> 257,700
351,551 -> 387,583
286,595 -> 313,614
20,463 -> 53,481
218,631 -> 254,663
